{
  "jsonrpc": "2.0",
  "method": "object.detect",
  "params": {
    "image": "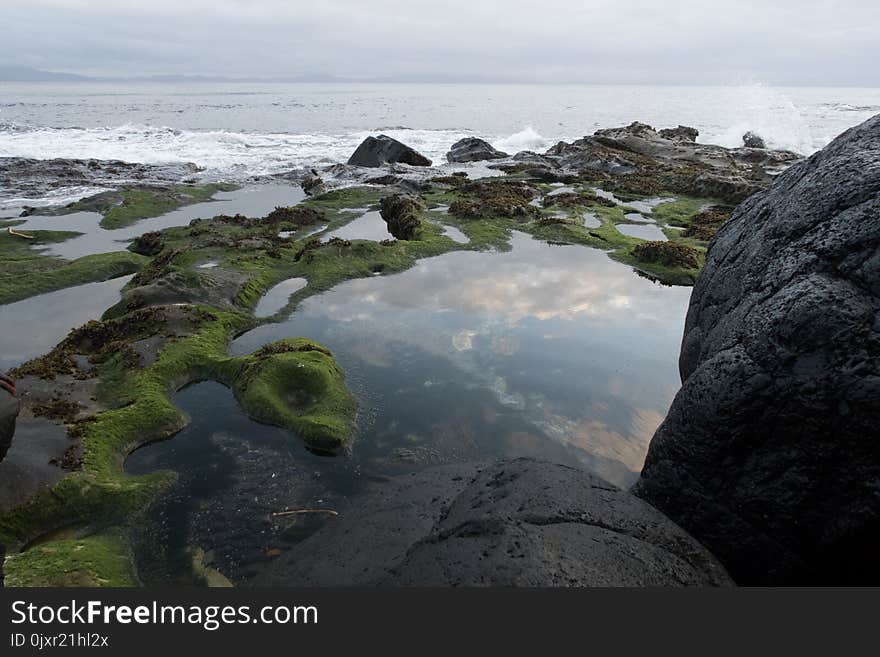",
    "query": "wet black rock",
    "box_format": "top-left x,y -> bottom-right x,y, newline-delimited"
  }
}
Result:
253,459 -> 732,587
446,137 -> 509,163
742,131 -> 767,149
635,114 -> 880,584
347,135 -> 432,167
378,194 -> 424,240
